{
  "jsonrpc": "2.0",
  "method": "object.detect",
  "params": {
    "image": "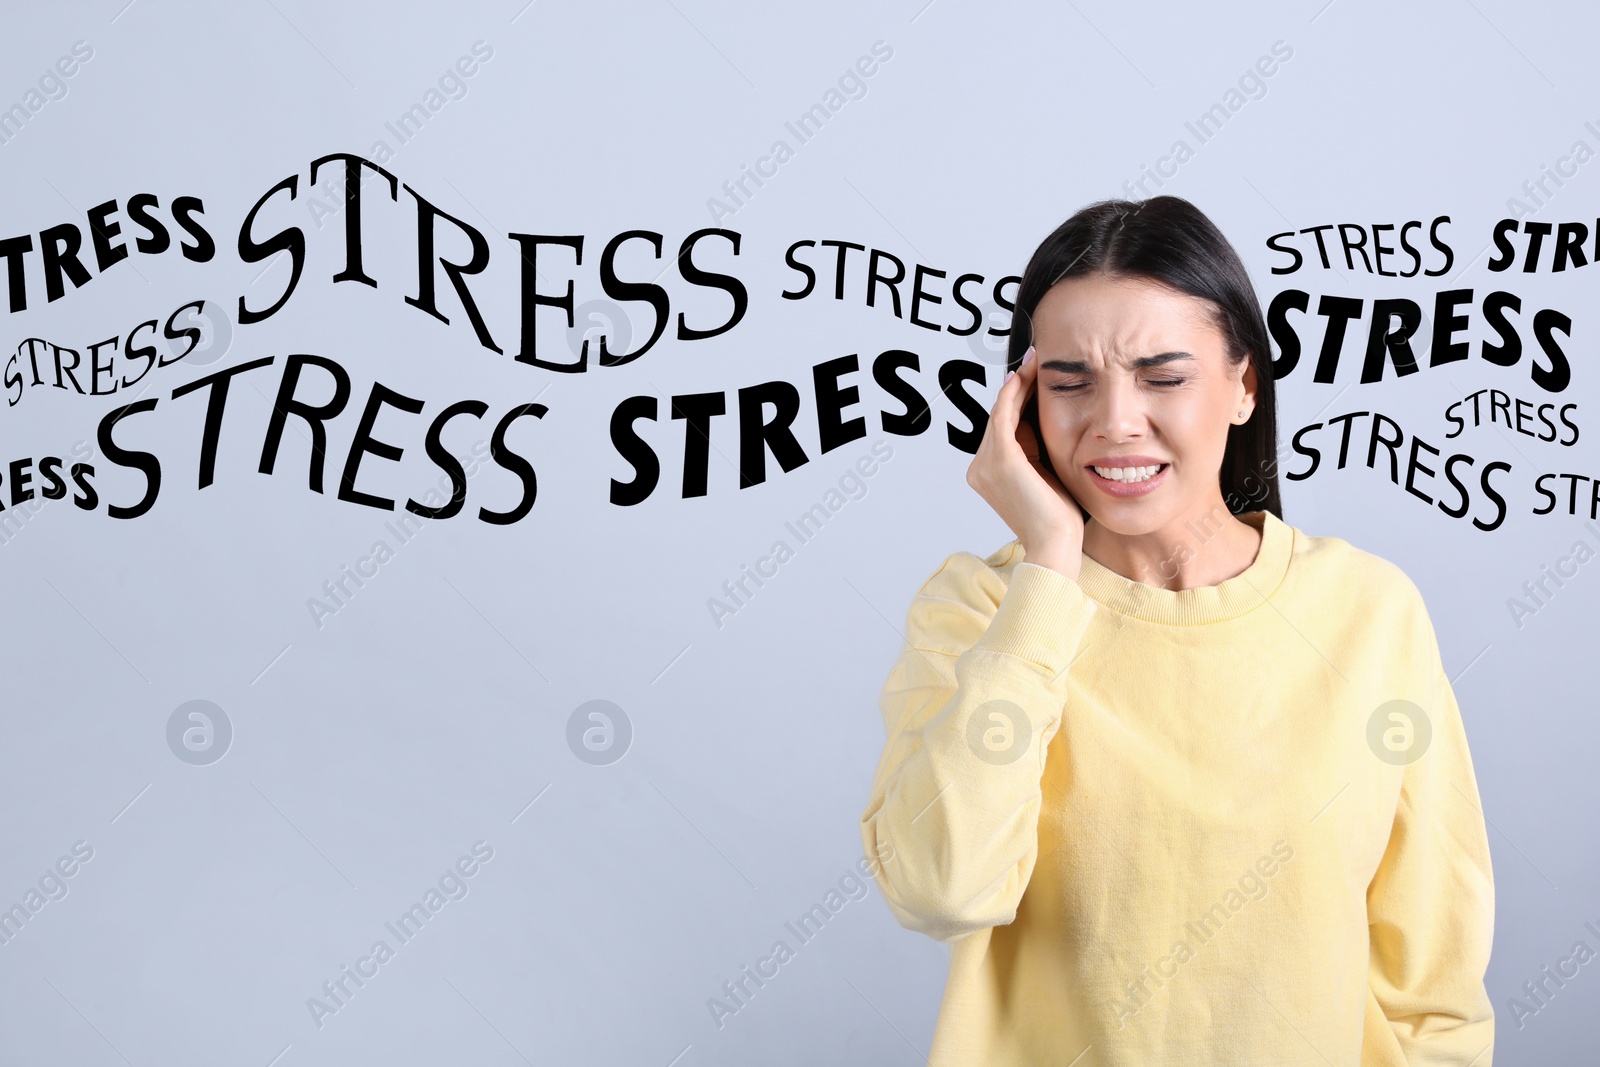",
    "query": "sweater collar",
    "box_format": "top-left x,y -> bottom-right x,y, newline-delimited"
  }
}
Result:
1066,509 -> 1294,626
